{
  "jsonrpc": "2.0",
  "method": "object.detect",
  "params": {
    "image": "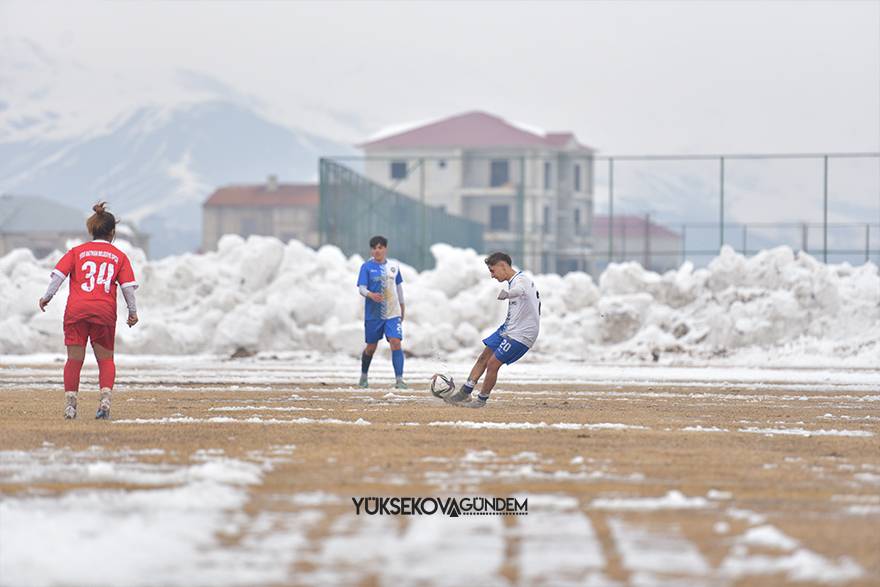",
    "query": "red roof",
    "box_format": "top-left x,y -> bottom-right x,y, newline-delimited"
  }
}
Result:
544,133 -> 576,147
360,111 -> 592,150
204,183 -> 318,207
592,215 -> 680,240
